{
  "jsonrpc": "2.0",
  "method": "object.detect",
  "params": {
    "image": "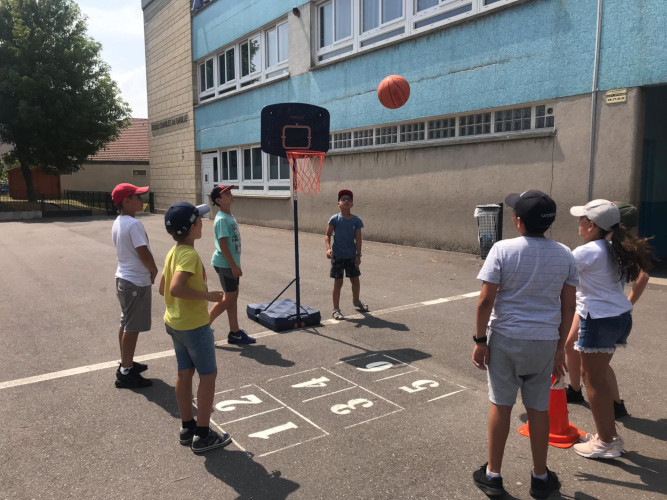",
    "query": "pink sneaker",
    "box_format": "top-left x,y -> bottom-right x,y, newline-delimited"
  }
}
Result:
573,433 -> 622,459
